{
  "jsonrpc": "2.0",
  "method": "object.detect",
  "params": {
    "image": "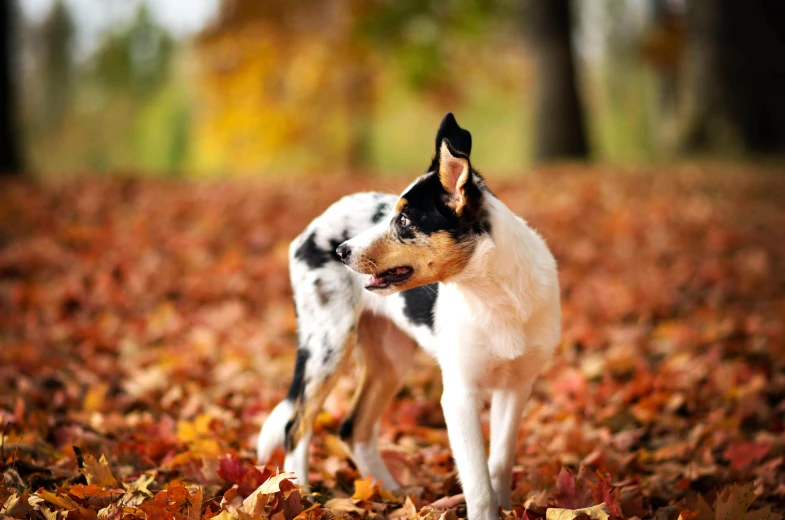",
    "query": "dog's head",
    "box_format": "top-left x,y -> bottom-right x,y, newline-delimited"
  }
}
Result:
336,113 -> 492,295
